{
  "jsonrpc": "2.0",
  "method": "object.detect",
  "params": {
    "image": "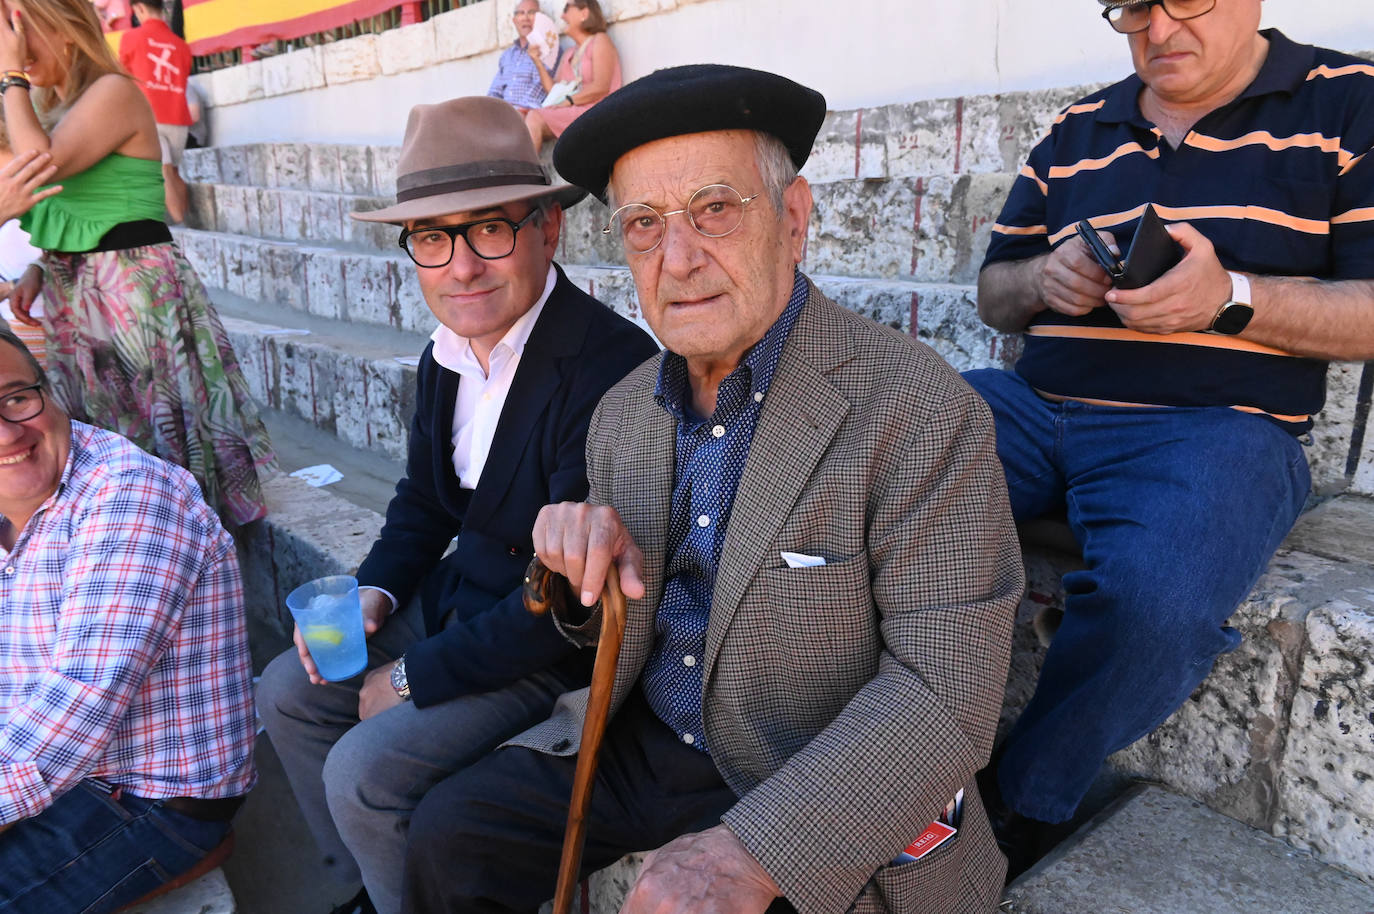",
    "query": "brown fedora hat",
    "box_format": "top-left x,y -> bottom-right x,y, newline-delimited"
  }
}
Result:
352,96 -> 586,225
